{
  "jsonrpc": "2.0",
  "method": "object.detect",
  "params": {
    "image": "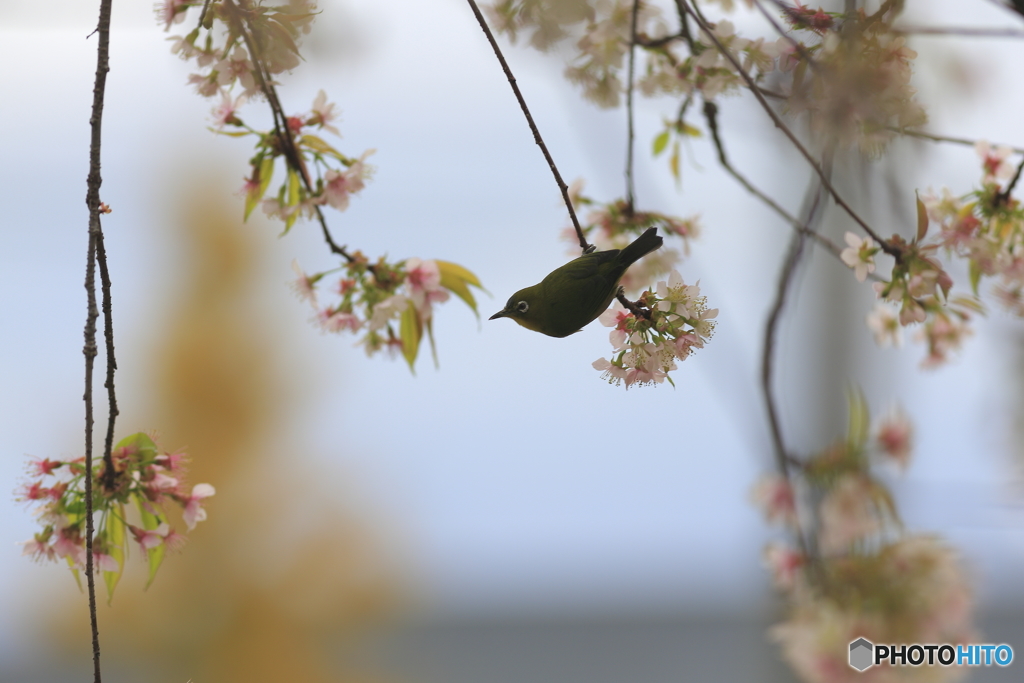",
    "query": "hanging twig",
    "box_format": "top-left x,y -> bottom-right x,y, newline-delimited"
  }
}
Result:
684,0 -> 897,258
83,0 -> 115,678
224,0 -> 366,267
702,100 -> 849,264
624,0 -> 641,213
464,0 -> 592,253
